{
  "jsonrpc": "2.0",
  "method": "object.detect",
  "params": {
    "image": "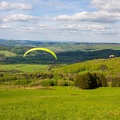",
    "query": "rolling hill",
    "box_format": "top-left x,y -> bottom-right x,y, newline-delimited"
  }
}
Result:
1,39 -> 120,64
53,57 -> 120,76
